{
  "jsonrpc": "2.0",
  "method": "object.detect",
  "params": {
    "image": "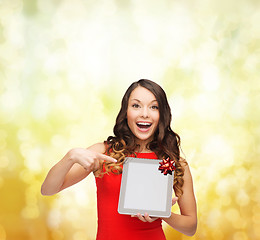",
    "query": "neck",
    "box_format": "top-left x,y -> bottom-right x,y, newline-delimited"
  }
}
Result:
135,142 -> 152,153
